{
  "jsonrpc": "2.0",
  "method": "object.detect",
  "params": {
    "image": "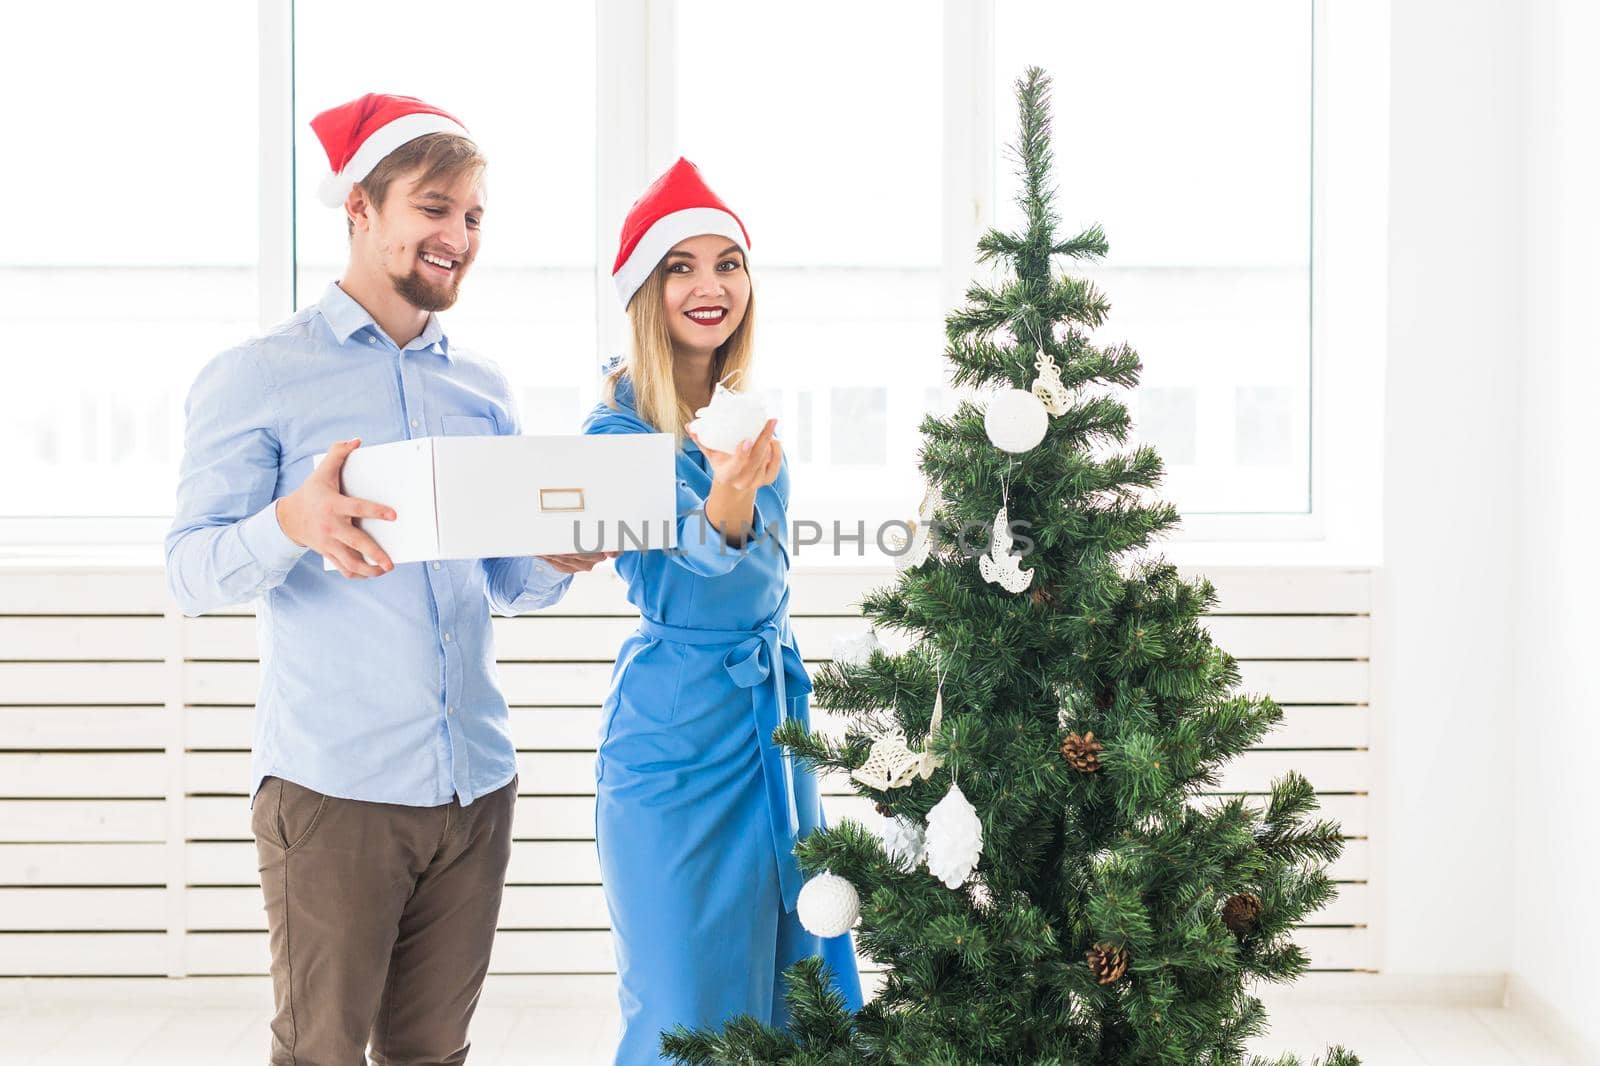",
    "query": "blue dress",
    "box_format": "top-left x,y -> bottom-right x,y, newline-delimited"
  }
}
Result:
582,374 -> 863,1064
